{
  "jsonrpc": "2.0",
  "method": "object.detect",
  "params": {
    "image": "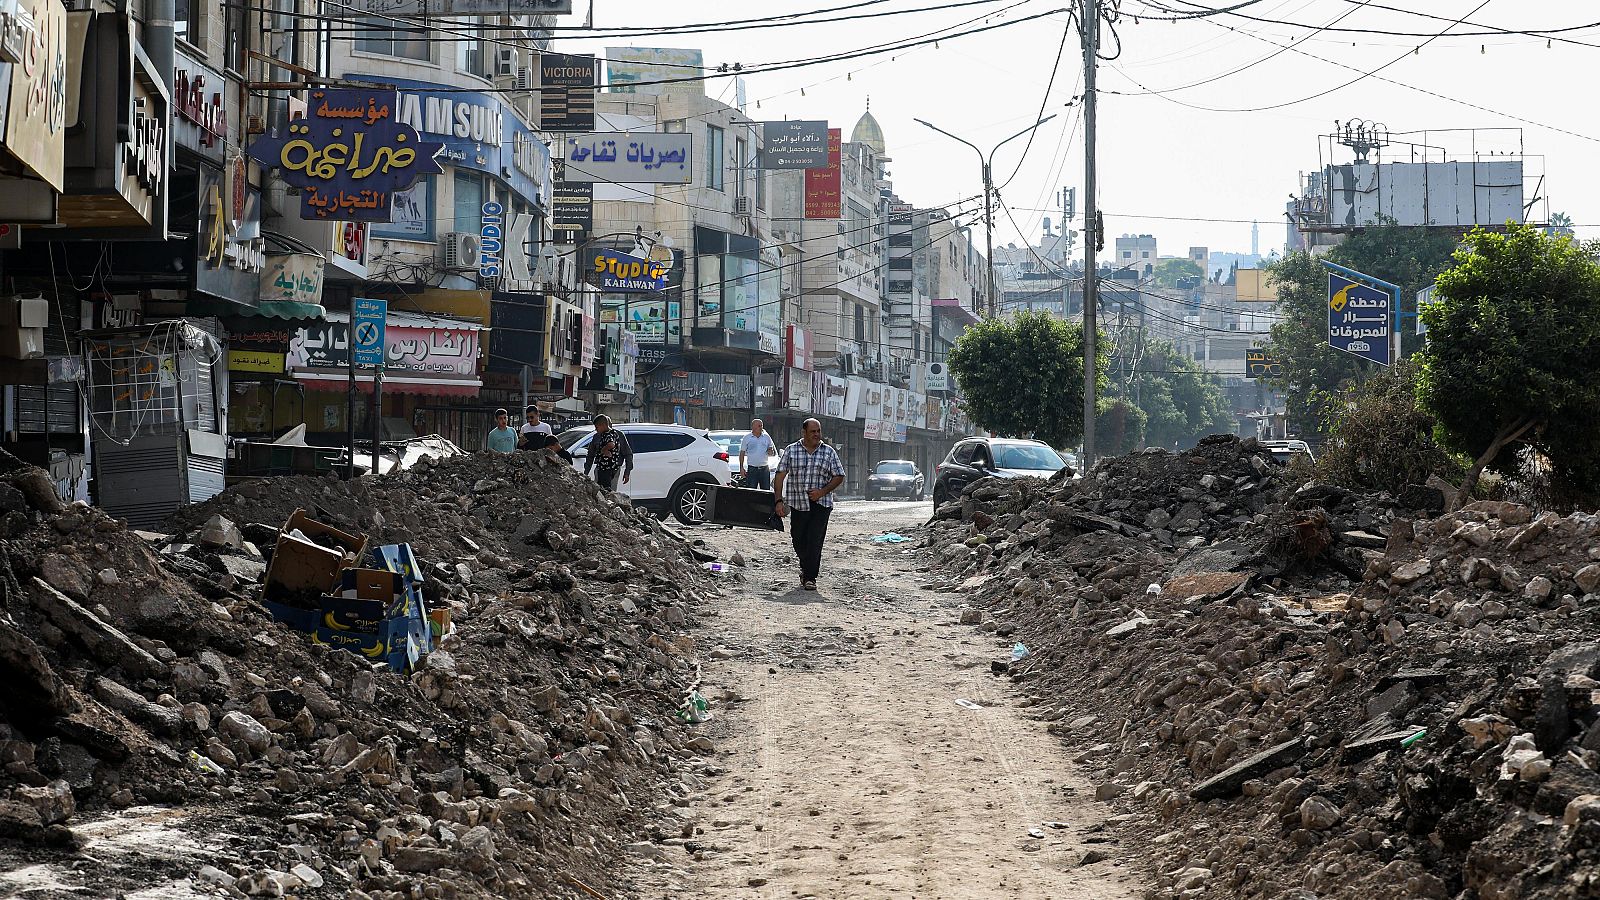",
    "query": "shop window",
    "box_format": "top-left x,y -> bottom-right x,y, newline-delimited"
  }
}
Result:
453,173 -> 485,237
355,16 -> 430,61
